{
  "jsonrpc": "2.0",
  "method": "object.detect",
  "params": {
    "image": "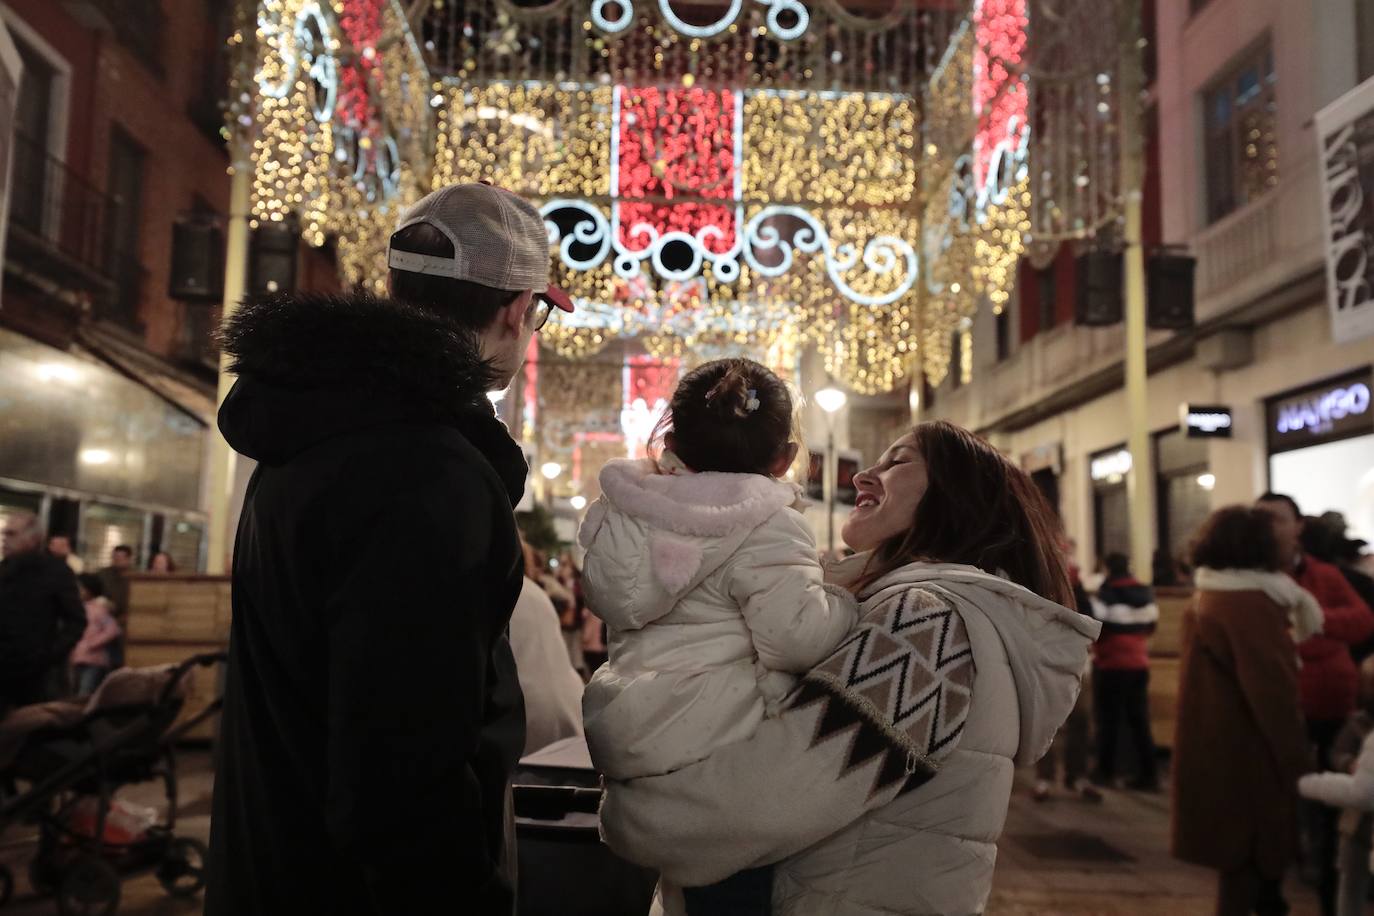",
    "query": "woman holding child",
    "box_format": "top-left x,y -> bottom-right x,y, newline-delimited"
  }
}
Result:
579,358 -> 1101,915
